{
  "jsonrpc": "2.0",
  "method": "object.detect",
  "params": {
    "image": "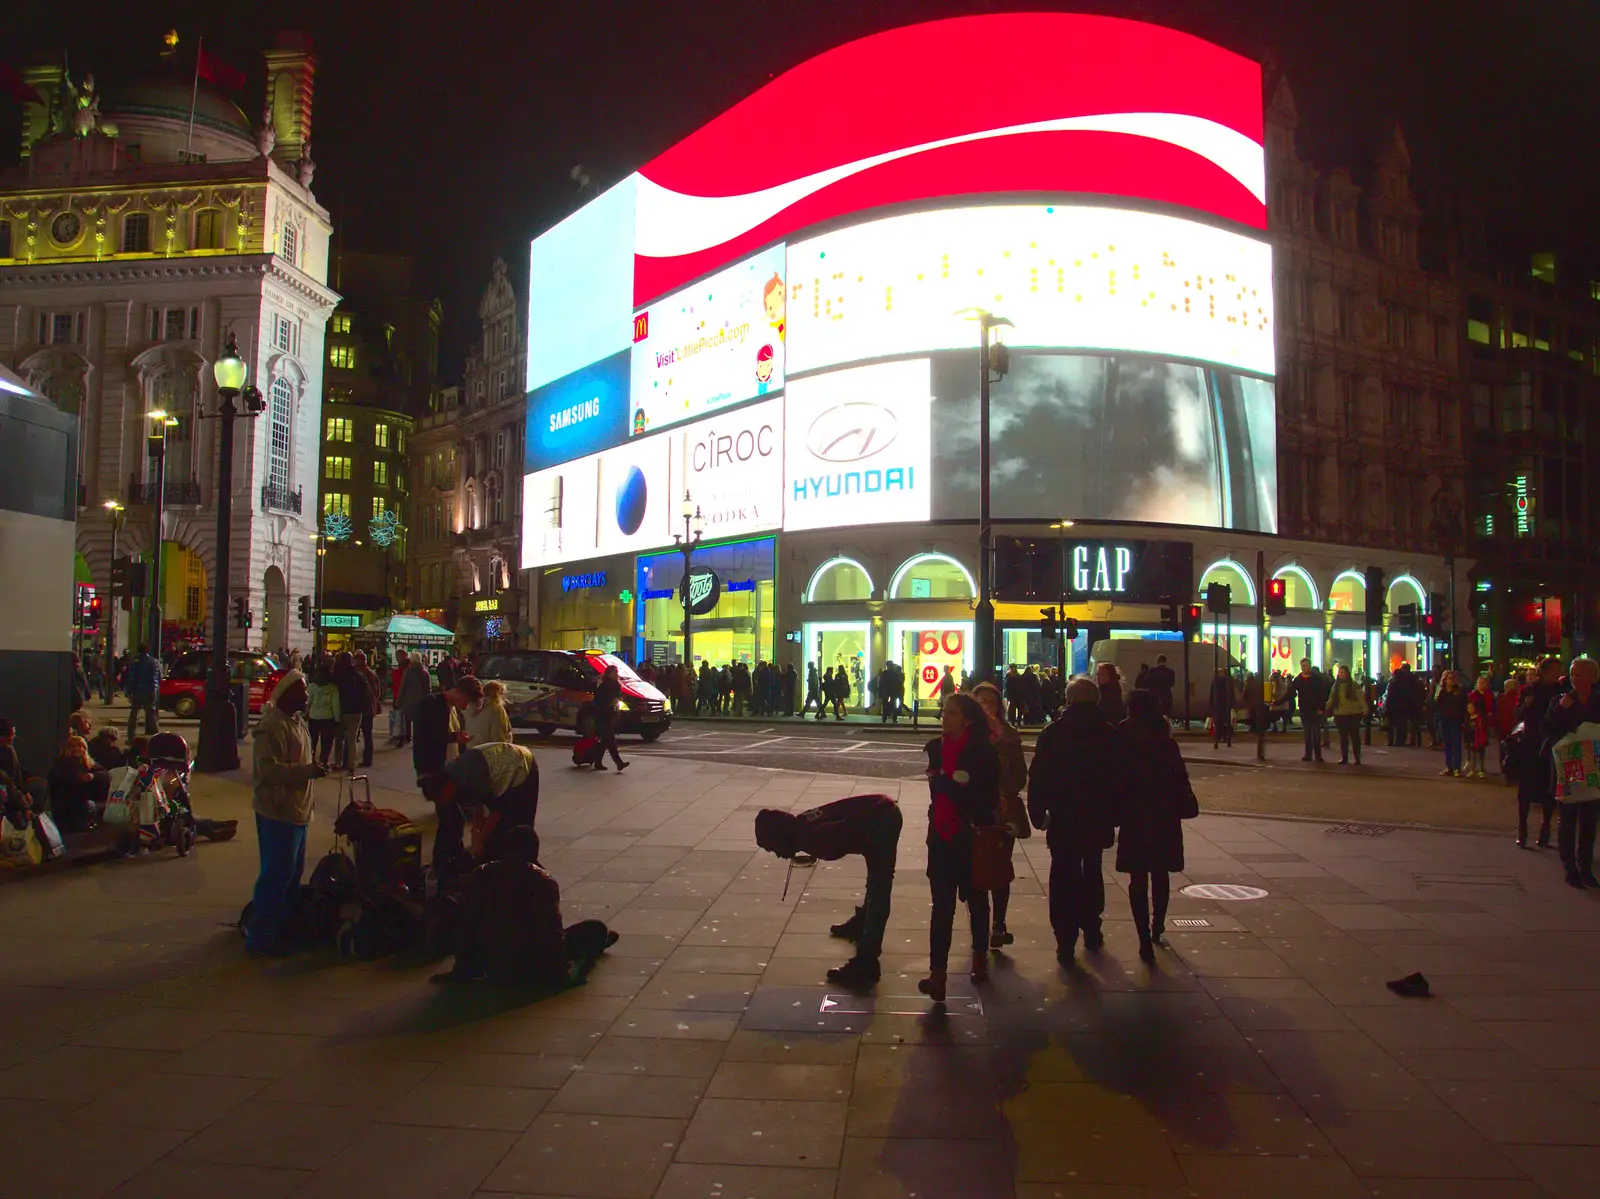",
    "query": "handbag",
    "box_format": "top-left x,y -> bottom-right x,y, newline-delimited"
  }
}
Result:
971,823 -> 1014,890
1001,791 -> 1031,839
